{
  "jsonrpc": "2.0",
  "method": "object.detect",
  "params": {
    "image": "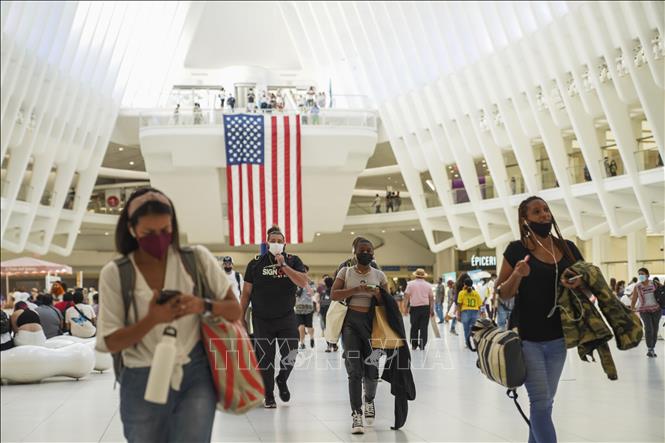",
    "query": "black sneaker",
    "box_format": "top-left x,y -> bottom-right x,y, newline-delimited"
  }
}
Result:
364,400 -> 375,426
332,344 -> 339,352
263,396 -> 277,409
325,344 -> 332,353
310,337 -> 315,348
351,410 -> 364,434
276,377 -> 290,402
298,343 -> 305,350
